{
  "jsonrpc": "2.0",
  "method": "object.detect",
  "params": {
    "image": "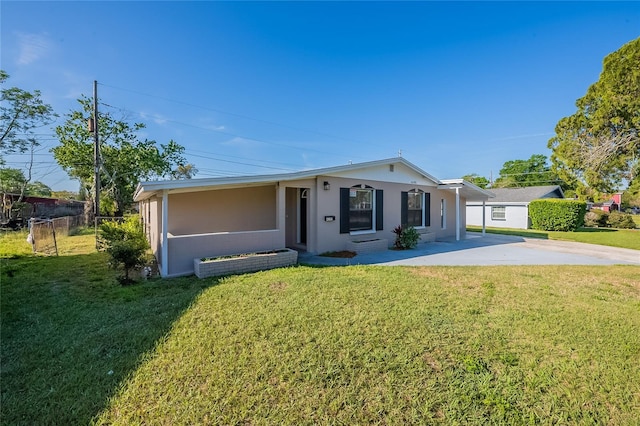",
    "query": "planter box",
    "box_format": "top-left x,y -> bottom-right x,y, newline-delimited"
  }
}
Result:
417,229 -> 436,243
194,248 -> 298,278
346,238 -> 389,254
